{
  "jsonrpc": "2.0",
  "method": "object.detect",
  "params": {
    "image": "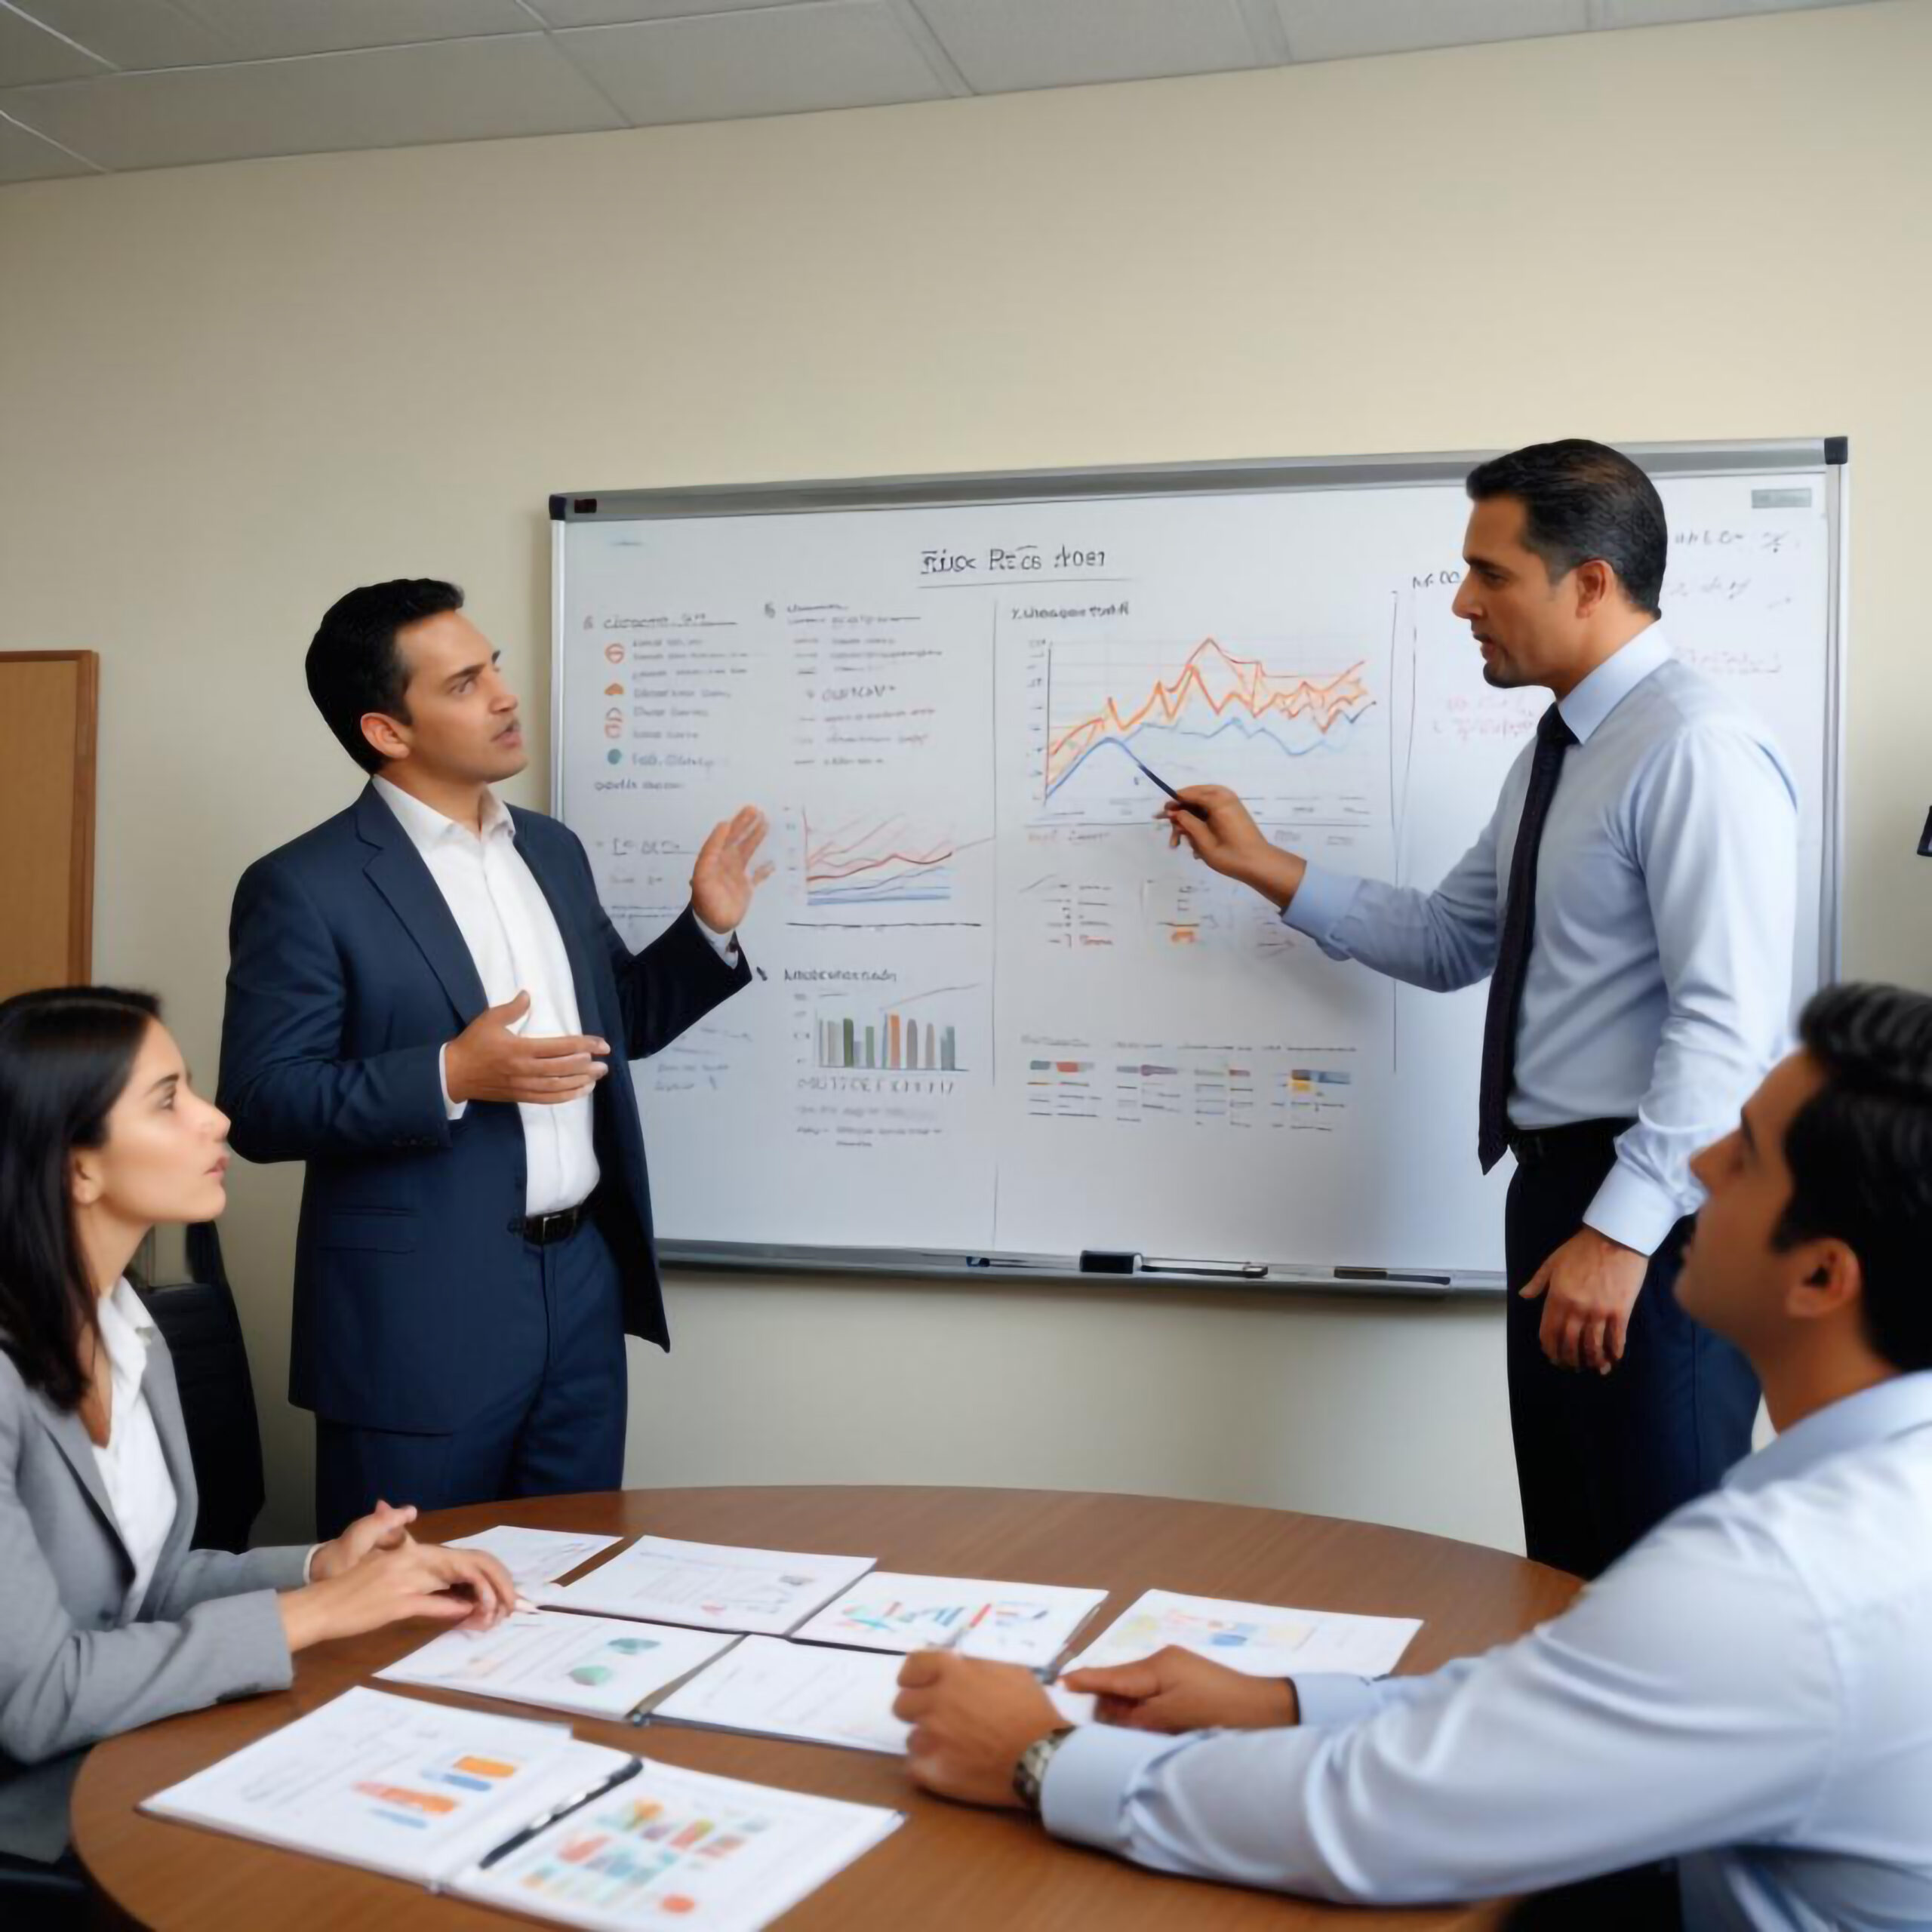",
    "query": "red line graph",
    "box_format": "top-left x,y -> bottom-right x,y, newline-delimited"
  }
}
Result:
803,812 -> 955,904
1046,638 -> 1374,790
